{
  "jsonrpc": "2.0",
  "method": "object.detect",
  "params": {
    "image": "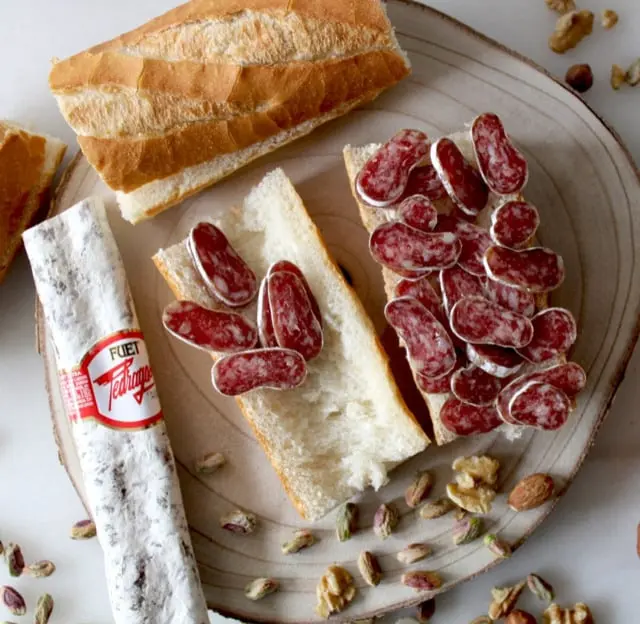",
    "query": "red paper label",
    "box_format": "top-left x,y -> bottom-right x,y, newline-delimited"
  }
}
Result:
59,330 -> 163,430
